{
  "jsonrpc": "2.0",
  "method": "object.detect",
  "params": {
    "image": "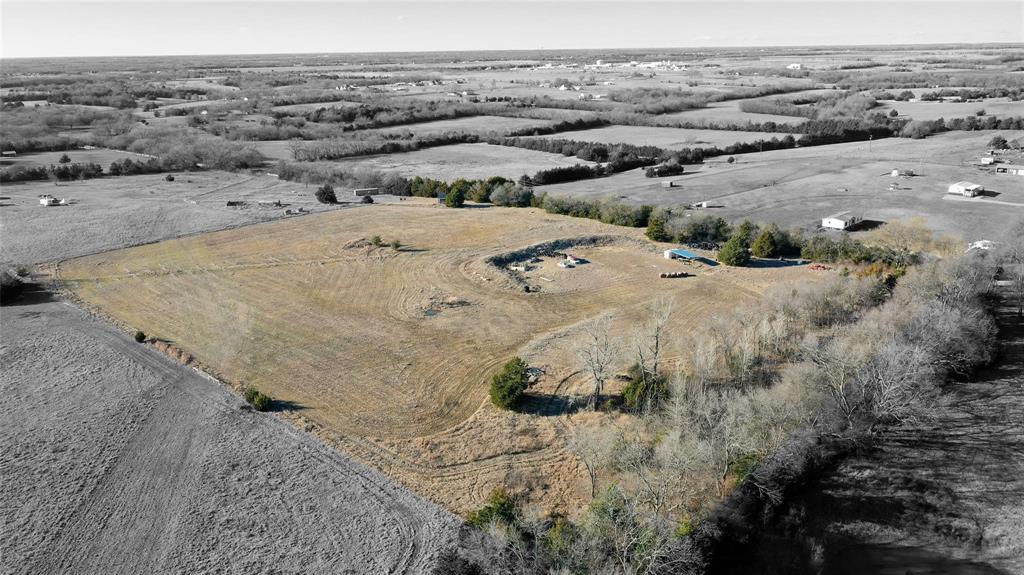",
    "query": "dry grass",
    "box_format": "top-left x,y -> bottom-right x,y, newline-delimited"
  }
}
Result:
59,201 -> 815,513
